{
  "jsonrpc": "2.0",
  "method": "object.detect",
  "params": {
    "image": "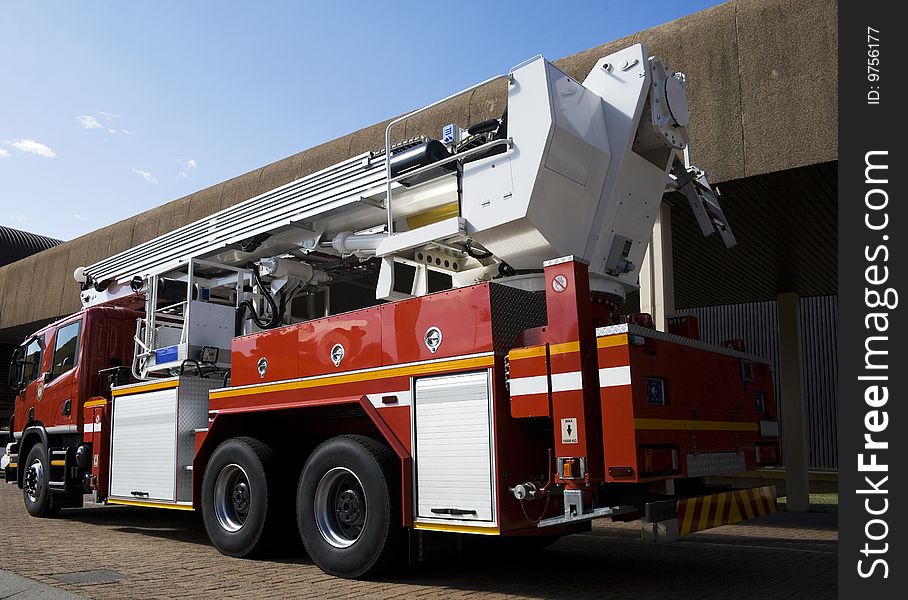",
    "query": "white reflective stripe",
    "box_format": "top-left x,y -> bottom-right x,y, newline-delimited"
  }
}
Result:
599,365 -> 631,387
511,371 -> 586,395
83,422 -> 103,433
551,371 -> 583,393
509,375 -> 549,397
365,390 -> 411,408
